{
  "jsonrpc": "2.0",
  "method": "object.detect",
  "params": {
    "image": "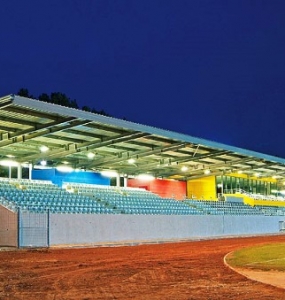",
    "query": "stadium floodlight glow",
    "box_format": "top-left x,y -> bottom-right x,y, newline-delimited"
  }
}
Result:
136,174 -> 154,181
56,165 -> 73,172
0,159 -> 19,167
101,170 -> 118,177
181,166 -> 188,172
87,152 -> 95,159
128,158 -> 135,164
